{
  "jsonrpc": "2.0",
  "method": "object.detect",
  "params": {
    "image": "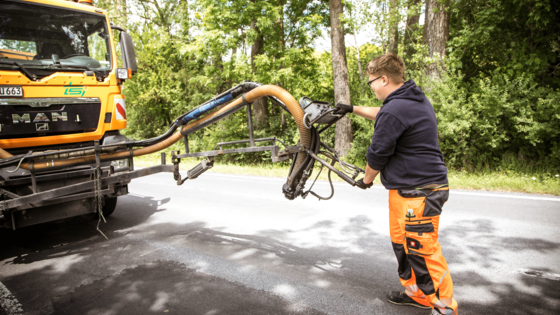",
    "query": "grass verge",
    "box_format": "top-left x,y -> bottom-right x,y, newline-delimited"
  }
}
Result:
135,151 -> 560,196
